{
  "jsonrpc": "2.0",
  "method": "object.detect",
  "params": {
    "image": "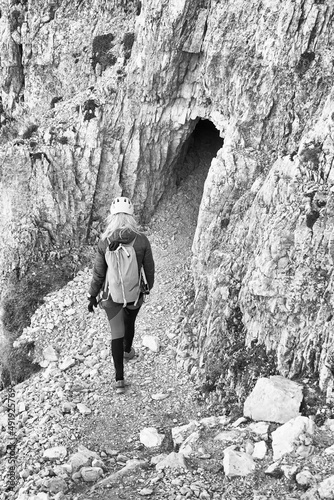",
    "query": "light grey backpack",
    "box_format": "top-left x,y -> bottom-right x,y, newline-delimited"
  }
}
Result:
103,238 -> 140,307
